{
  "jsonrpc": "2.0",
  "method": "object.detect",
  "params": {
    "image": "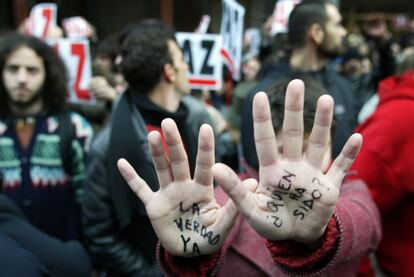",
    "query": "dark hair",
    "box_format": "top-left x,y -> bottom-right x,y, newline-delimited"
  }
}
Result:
266,76 -> 329,135
120,19 -> 176,93
288,0 -> 330,47
0,32 -> 68,115
94,36 -> 119,66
